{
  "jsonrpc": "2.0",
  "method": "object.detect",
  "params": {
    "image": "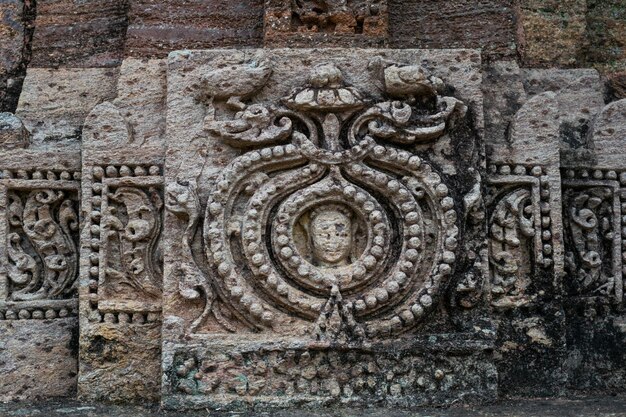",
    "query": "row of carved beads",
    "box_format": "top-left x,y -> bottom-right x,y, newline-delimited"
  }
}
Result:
0,169 -> 80,180
0,306 -> 77,320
